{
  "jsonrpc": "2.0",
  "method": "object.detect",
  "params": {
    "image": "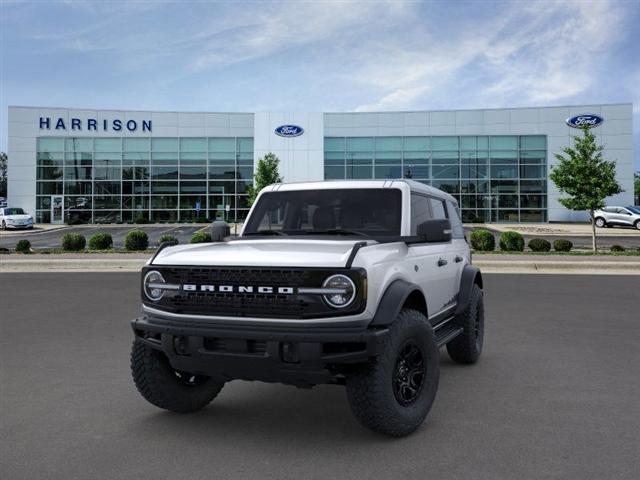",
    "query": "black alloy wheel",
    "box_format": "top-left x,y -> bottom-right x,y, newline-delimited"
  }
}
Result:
393,340 -> 425,406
